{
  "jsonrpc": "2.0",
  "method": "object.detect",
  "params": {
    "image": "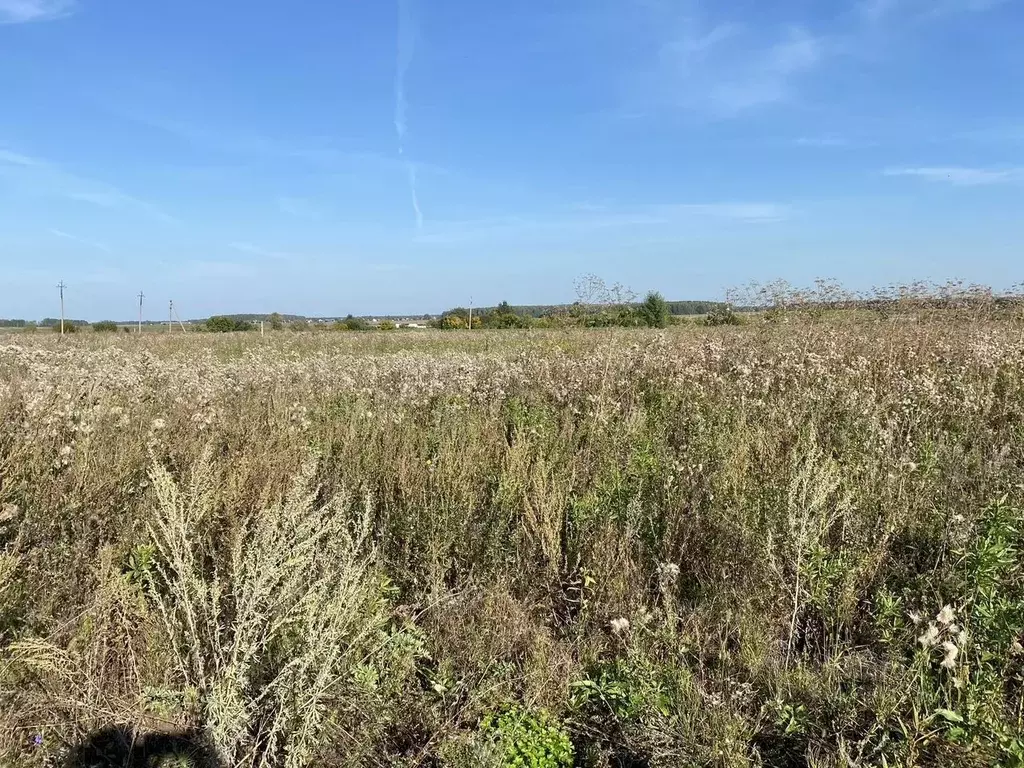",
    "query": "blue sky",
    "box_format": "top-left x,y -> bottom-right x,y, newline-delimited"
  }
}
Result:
1,0 -> 1022,318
